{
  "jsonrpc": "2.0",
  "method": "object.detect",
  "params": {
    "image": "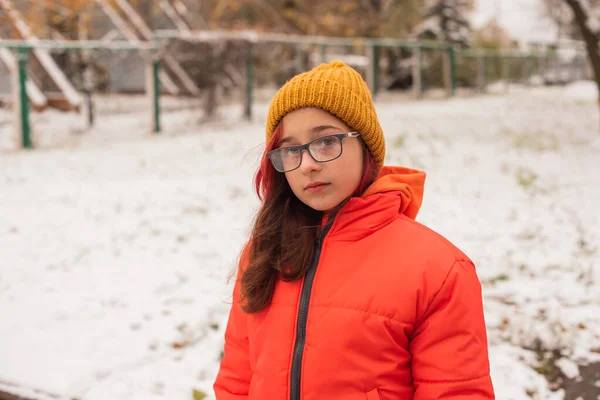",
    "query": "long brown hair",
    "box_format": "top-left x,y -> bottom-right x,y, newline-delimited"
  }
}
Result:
239,123 -> 378,313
